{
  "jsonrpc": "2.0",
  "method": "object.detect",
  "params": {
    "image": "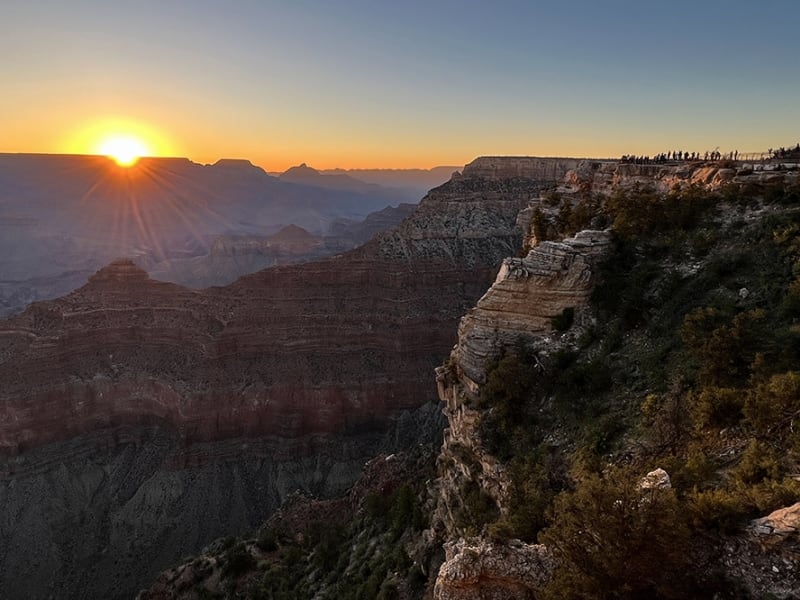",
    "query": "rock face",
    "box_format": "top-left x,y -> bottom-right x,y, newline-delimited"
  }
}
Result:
429,160 -> 800,599
561,159 -> 800,196
0,160 -> 567,599
0,408 -> 442,600
434,539 -> 554,600
461,157 -> 588,181
453,230 -> 611,391
431,229 -> 611,599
